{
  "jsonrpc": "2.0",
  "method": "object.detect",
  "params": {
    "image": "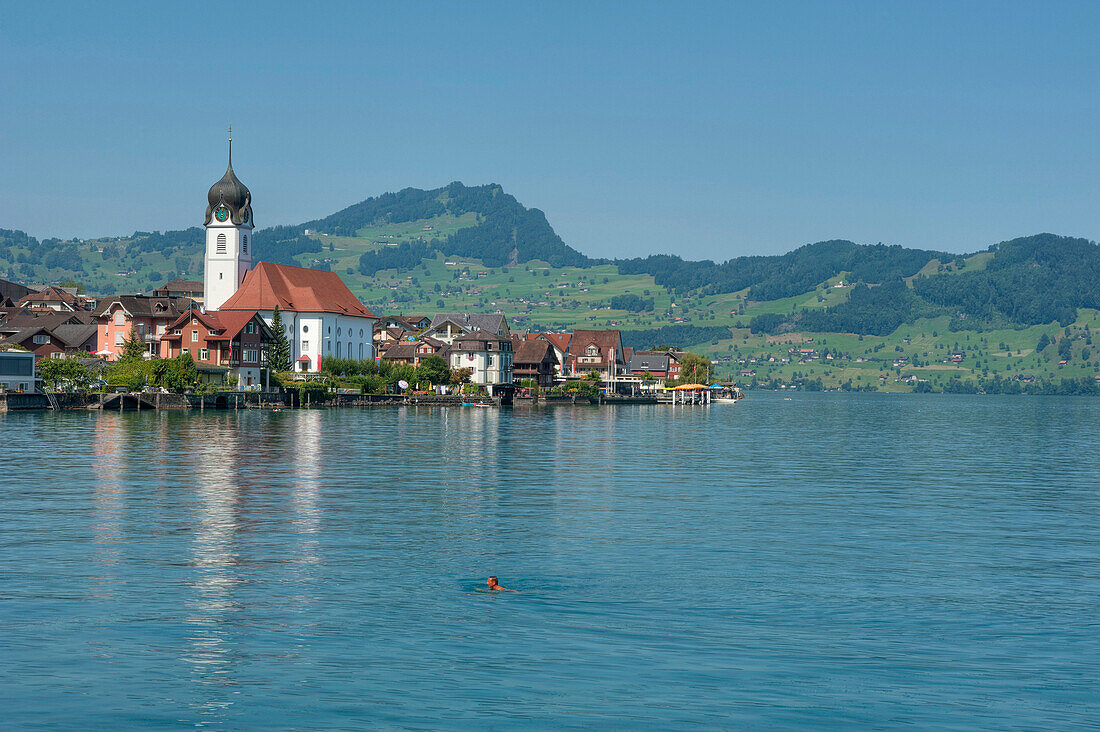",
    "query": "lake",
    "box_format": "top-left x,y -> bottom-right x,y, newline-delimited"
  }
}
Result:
2,393 -> 1099,728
